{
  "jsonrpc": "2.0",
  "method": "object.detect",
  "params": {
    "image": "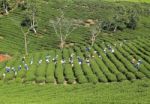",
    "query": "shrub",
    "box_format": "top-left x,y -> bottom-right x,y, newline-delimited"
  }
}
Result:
36,77 -> 45,83
90,60 -> 108,82
126,72 -> 136,80
116,73 -> 126,82
45,63 -> 55,83
73,60 -> 88,84
15,77 -> 22,83
64,64 -> 74,84
55,63 -> 64,84
82,63 -> 98,83
45,76 -> 54,83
